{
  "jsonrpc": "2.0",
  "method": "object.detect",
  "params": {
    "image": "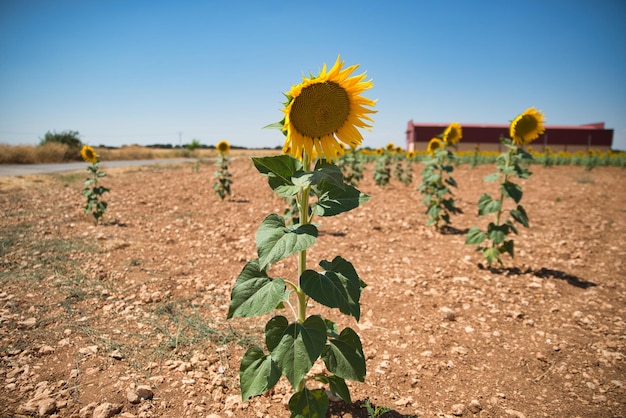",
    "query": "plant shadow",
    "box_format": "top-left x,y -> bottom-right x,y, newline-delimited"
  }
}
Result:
439,225 -> 469,235
327,399 -> 418,418
479,265 -> 597,289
